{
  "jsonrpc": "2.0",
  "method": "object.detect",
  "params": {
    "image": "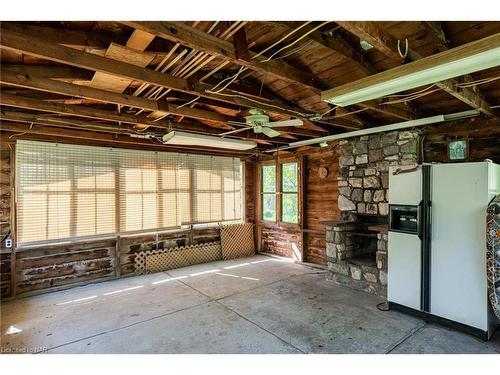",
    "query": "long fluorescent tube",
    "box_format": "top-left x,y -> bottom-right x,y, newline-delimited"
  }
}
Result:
322,33 -> 500,107
162,131 -> 256,151
267,110 -> 479,152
